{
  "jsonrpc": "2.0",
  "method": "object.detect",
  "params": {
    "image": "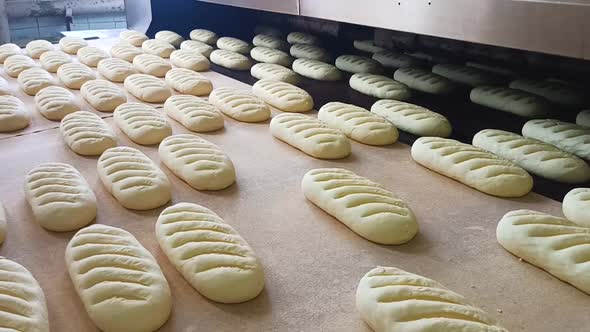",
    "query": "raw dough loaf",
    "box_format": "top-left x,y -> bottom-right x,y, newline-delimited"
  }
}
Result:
81,79 -> 127,111
97,58 -> 137,82
59,37 -> 88,54
39,50 -> 72,72
0,257 -> 49,331
497,210 -> 590,294
132,53 -> 172,77
56,62 -> 96,89
0,202 -> 5,244
4,54 -> 36,77
411,137 -> 533,197
0,95 -> 30,132
357,266 -> 508,332
349,73 -> 411,100
470,86 -> 551,118
97,146 -> 171,209
142,39 -> 175,58
159,134 -> 236,190
169,49 -> 210,71
155,203 -> 264,303
17,68 -> 55,95
353,40 -> 385,53
210,49 -> 253,70
250,63 -> 299,85
292,59 -> 342,81
252,79 -> 313,113
303,169 -> 417,244
318,102 -> 398,145
190,29 -> 218,45
270,113 -> 351,159
155,30 -> 184,48
120,30 -> 149,47
60,111 -> 117,155
371,99 -> 452,137
473,129 -> 590,184
250,46 -> 293,67
289,44 -> 331,62
65,224 -> 172,332
335,55 -> 382,74
165,68 -> 213,96
35,86 -> 80,120
287,32 -> 319,45
110,42 -> 144,62
563,188 -> 590,227
164,95 -> 224,132
510,79 -> 586,106
522,119 -> 590,160
217,37 -> 252,54
124,74 -> 171,103
394,67 -> 456,95
577,110 -> 590,127
26,39 -> 53,58
209,87 -> 270,122
113,102 -> 172,144
180,40 -> 214,58
0,43 -> 21,63
77,46 -> 109,67
432,64 -> 502,86
252,34 -> 289,51
0,77 -> 8,96
372,50 -> 418,69
25,162 -> 96,231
